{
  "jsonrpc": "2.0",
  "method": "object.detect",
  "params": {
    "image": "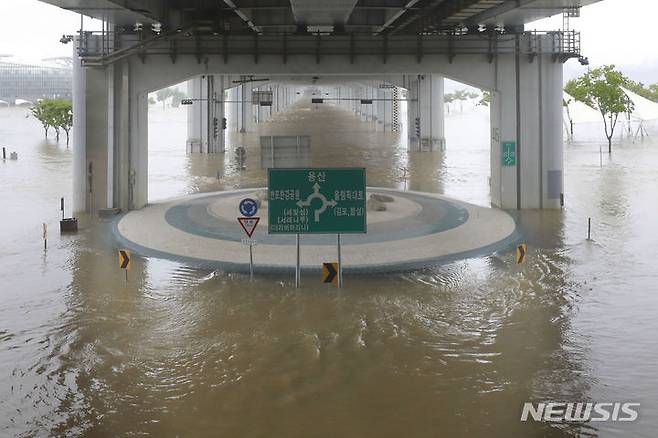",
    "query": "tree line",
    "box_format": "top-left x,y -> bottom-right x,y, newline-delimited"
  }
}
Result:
31,99 -> 73,145
153,87 -> 187,108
